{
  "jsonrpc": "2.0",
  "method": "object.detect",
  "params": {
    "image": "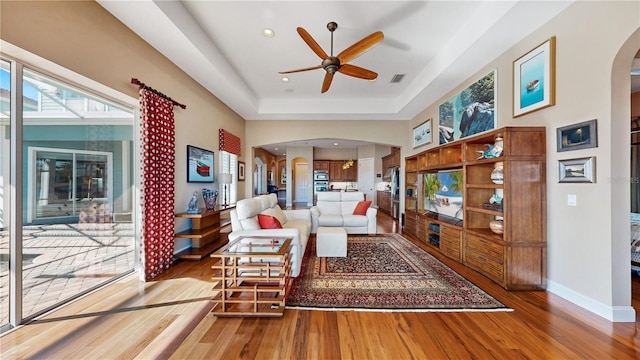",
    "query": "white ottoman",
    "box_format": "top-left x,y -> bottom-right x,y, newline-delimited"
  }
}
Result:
316,227 -> 347,257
